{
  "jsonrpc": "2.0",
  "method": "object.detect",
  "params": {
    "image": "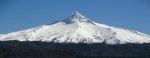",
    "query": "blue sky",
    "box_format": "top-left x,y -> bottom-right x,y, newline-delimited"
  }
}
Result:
0,0 -> 150,34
